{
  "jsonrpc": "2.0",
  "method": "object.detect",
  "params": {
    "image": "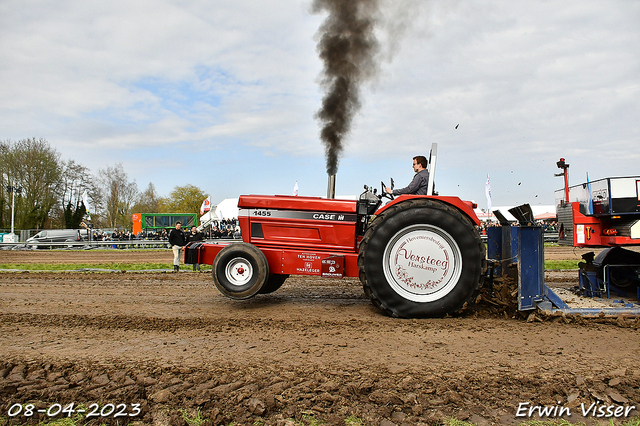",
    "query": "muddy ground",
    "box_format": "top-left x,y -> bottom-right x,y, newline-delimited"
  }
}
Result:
0,247 -> 639,426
